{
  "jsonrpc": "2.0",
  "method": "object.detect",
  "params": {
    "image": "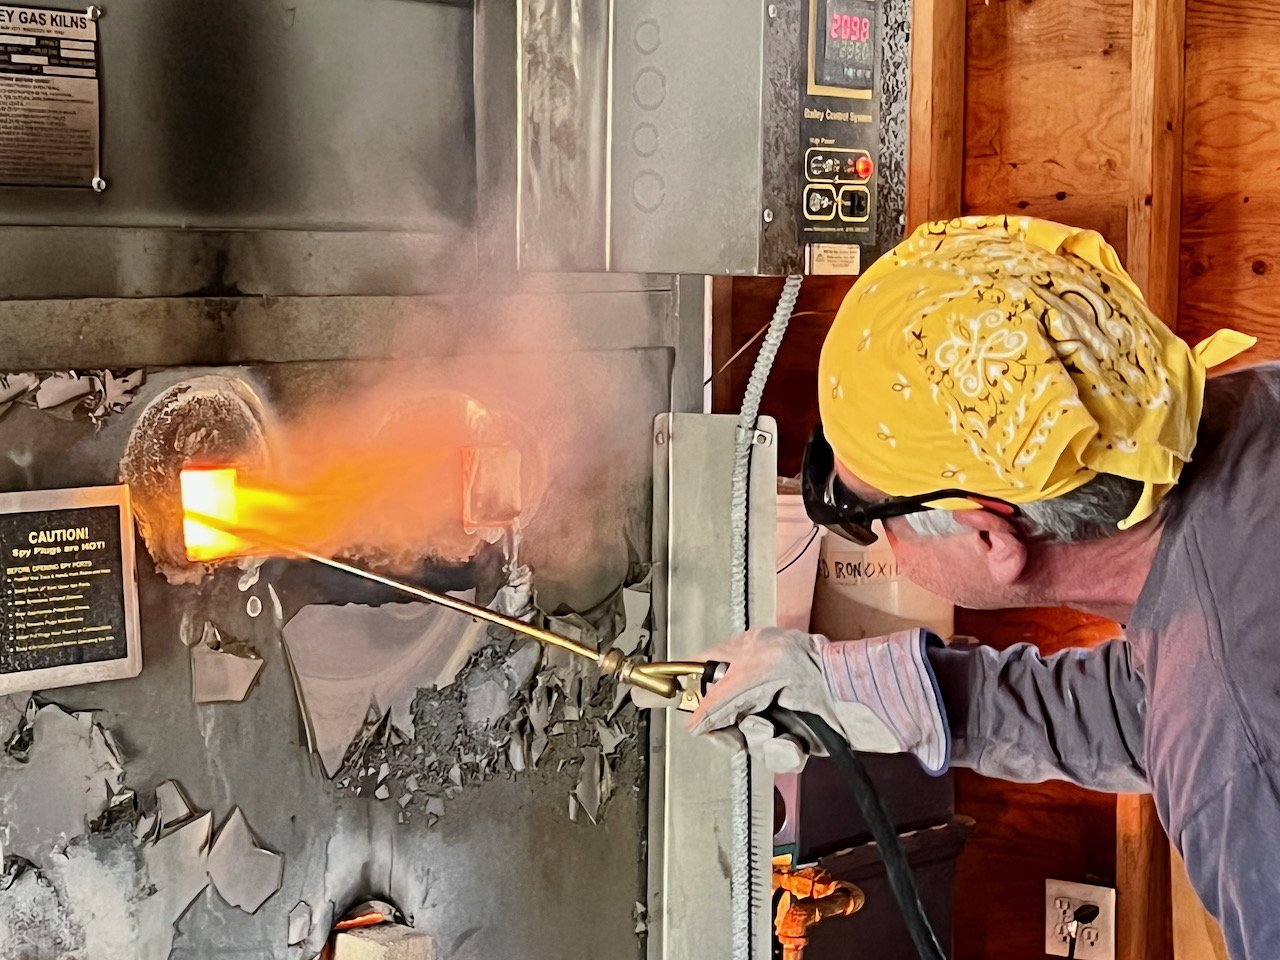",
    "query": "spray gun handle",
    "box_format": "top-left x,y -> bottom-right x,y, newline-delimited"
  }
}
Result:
600,653 -> 729,712
669,659 -> 729,713
670,660 -> 729,713
701,660 -> 729,693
